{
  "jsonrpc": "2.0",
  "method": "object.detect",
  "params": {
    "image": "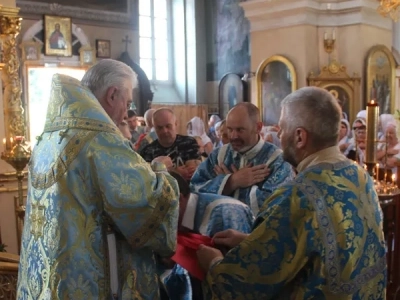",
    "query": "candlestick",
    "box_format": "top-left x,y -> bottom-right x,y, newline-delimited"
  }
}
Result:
324,32 -> 327,40
365,100 -> 379,171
